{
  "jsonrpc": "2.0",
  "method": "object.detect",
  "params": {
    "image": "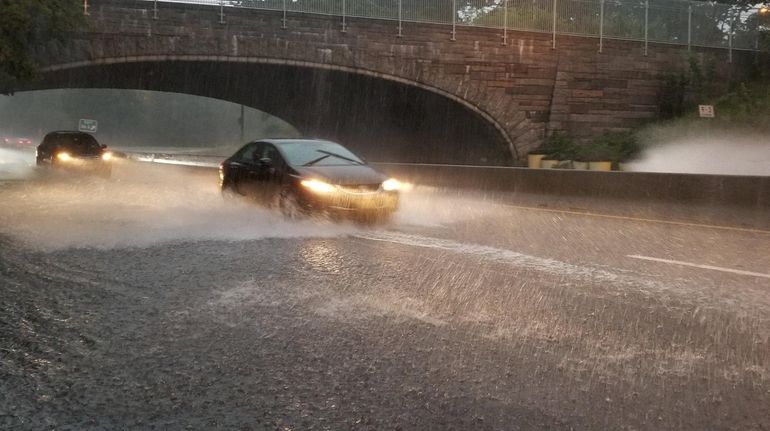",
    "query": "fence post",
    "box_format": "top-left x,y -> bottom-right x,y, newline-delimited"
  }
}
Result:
502,0 -> 508,45
451,0 -> 457,41
552,0 -> 557,49
153,0 -> 158,20
219,0 -> 225,24
342,0 -> 347,33
599,0 -> 604,53
755,9 -> 760,52
83,0 -> 89,16
644,0 -> 650,57
282,0 -> 287,29
398,0 -> 403,37
728,9 -> 734,63
687,2 -> 692,52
